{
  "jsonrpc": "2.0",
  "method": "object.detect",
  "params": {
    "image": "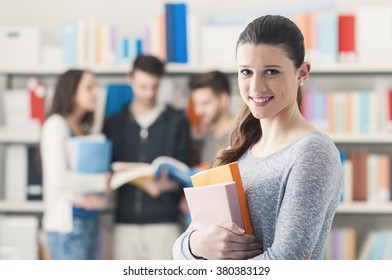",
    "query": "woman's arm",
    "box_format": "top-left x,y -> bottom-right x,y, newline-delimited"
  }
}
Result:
41,115 -> 107,194
251,140 -> 343,260
172,223 -> 261,260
